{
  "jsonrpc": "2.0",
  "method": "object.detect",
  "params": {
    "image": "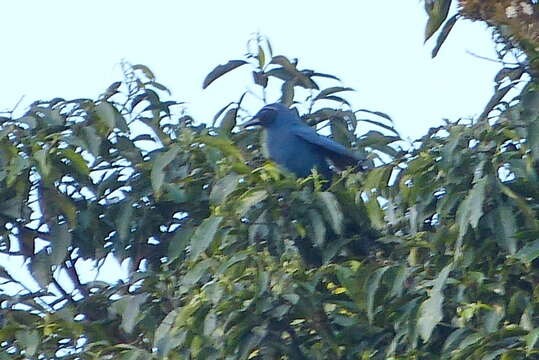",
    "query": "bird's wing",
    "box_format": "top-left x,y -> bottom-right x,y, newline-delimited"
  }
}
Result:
292,126 -> 365,170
